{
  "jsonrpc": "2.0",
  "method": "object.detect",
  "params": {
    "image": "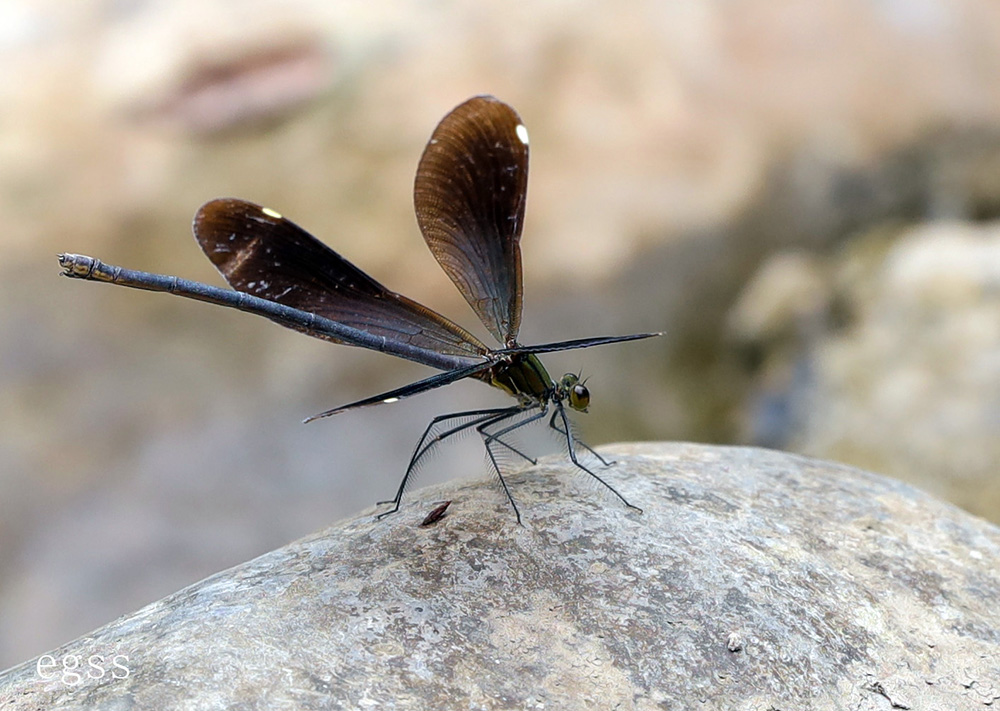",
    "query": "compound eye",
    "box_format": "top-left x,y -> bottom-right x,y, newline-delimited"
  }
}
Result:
569,383 -> 590,411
